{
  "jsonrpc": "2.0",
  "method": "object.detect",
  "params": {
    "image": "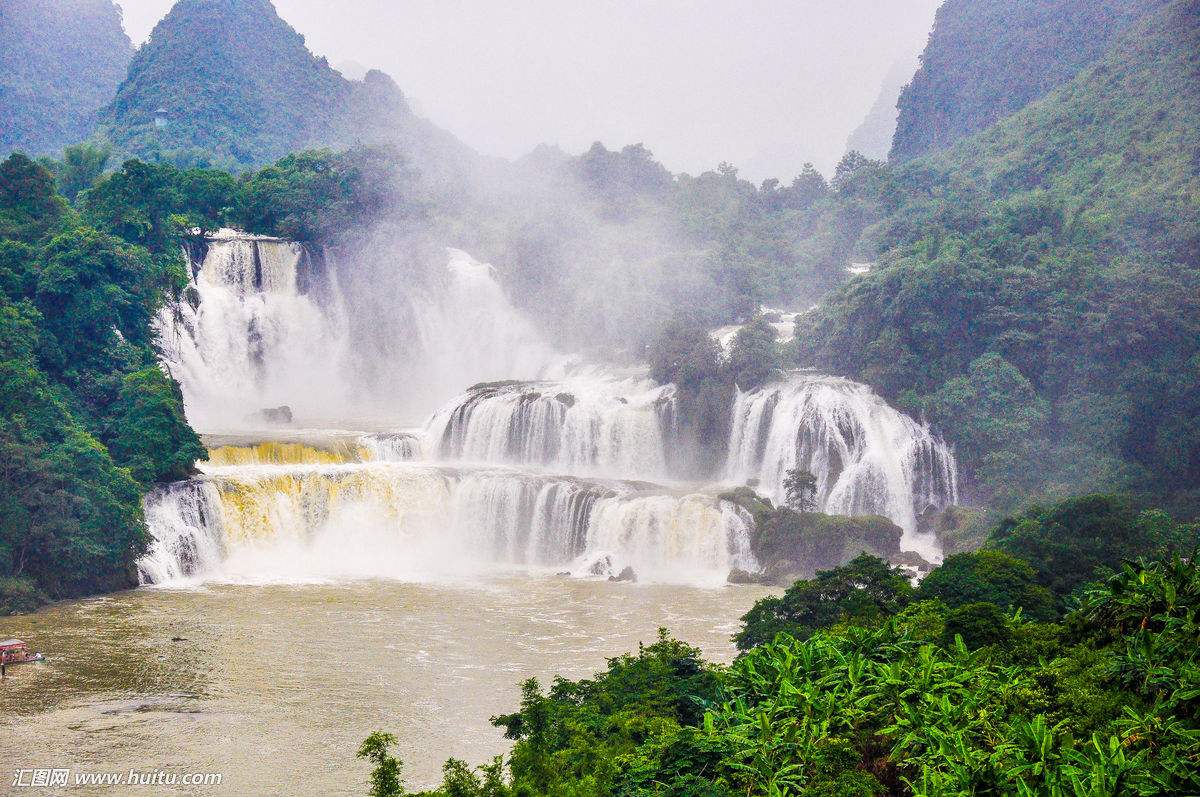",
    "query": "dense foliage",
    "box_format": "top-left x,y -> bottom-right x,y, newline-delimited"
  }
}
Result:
795,0 -> 1200,515
77,147 -> 418,247
0,0 -> 131,156
0,153 -> 203,614
644,314 -> 781,475
361,495 -> 1200,795
890,0 -> 1162,161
